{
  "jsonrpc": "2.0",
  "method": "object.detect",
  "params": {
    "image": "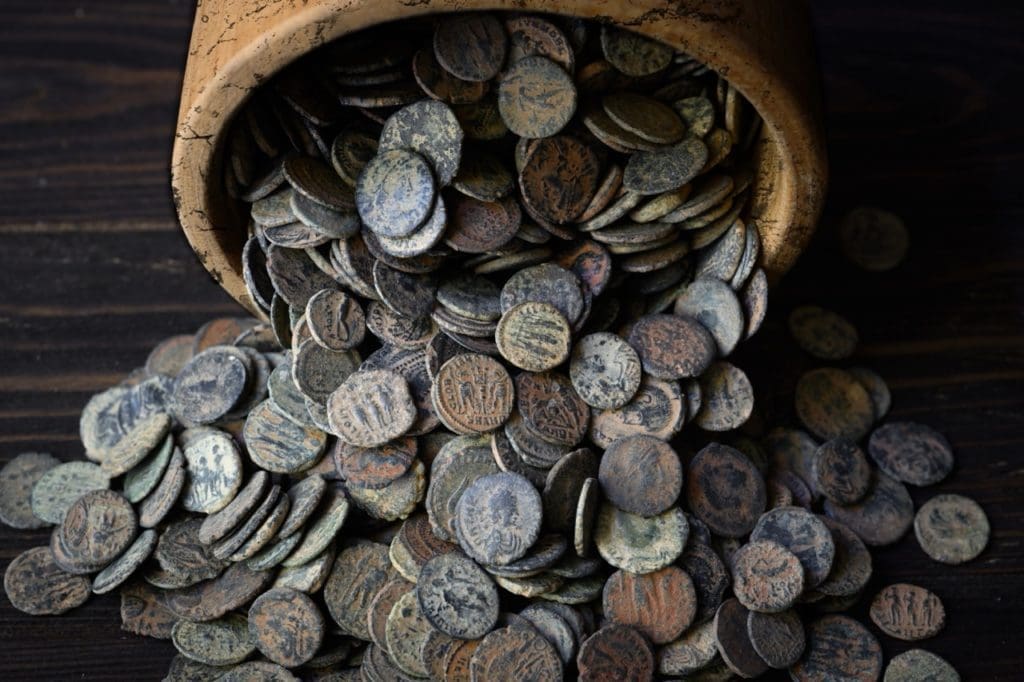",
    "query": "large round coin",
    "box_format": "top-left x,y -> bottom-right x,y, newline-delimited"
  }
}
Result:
455,472 -> 542,566
355,148 -> 436,238
416,552 -> 499,639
